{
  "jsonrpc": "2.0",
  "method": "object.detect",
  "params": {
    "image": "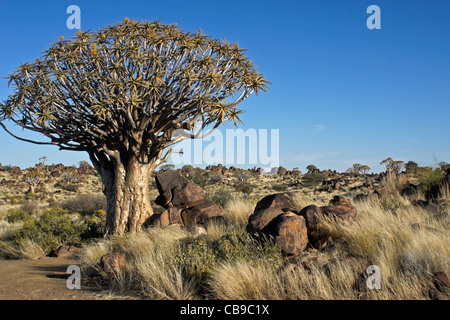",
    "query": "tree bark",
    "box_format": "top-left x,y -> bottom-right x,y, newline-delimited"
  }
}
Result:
101,158 -> 156,236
